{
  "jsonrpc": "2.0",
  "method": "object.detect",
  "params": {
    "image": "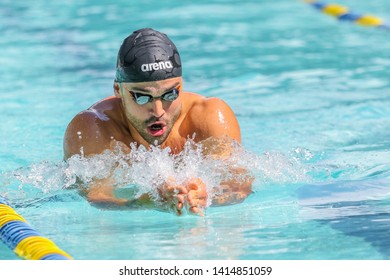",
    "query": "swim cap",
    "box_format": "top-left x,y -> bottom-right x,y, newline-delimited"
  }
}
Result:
116,28 -> 182,83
